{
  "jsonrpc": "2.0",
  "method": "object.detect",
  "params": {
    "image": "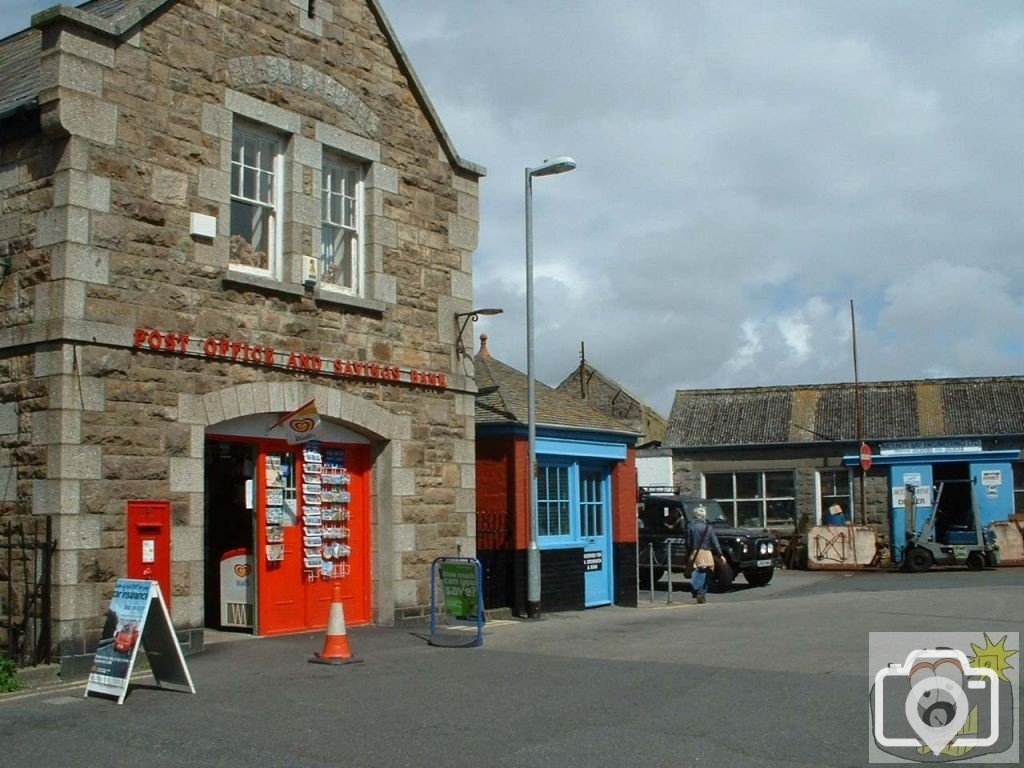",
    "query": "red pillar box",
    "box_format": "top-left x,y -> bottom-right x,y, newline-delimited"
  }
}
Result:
126,500 -> 172,608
